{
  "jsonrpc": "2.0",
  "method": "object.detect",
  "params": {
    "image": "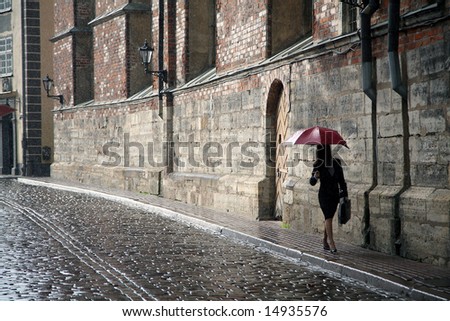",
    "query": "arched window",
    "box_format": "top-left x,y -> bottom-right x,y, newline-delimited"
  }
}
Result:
187,0 -> 216,81
341,1 -> 359,34
270,0 -> 312,56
